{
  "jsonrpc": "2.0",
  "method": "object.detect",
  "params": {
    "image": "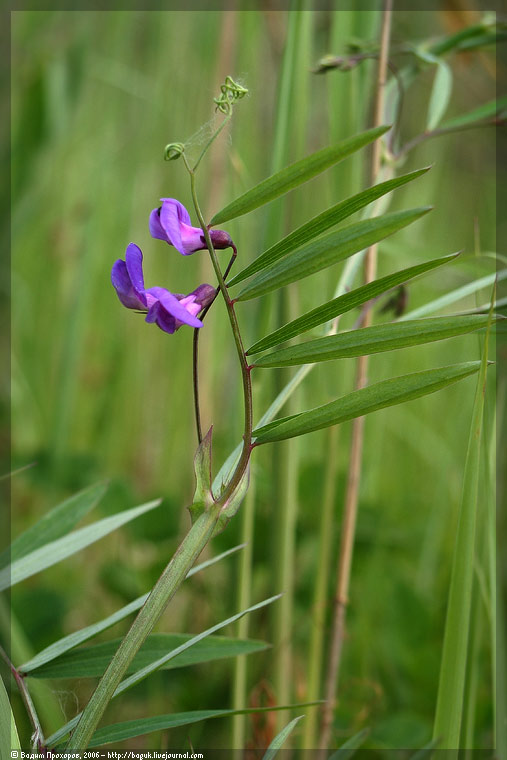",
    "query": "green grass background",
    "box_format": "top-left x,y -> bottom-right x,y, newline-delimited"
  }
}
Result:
10,8 -> 497,753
